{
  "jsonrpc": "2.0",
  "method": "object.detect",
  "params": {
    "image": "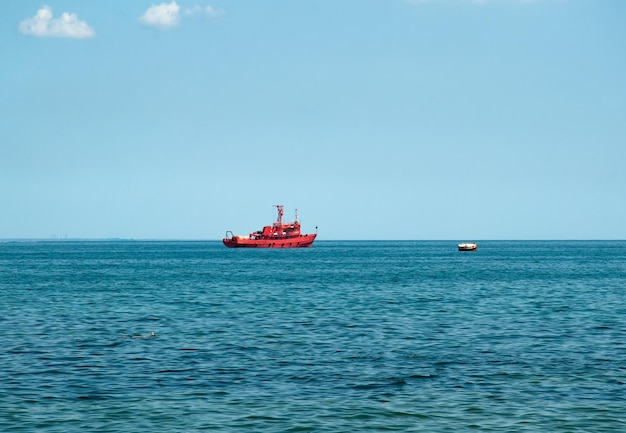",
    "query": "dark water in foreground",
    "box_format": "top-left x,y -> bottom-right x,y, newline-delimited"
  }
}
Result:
1,240 -> 625,432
